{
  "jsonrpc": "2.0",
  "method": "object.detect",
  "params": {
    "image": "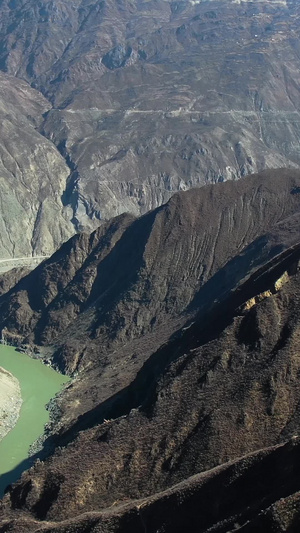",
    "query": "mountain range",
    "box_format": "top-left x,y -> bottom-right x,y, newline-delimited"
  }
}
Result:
0,0 -> 300,258
1,0 -> 300,531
